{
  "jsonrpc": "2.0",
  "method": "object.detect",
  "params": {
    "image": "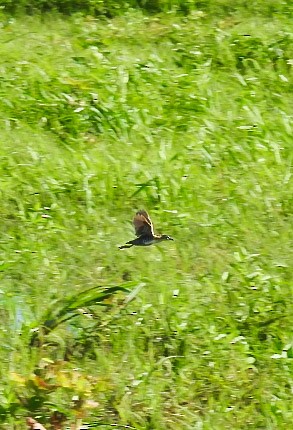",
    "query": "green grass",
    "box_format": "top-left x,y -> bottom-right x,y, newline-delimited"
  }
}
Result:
0,5 -> 292,429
